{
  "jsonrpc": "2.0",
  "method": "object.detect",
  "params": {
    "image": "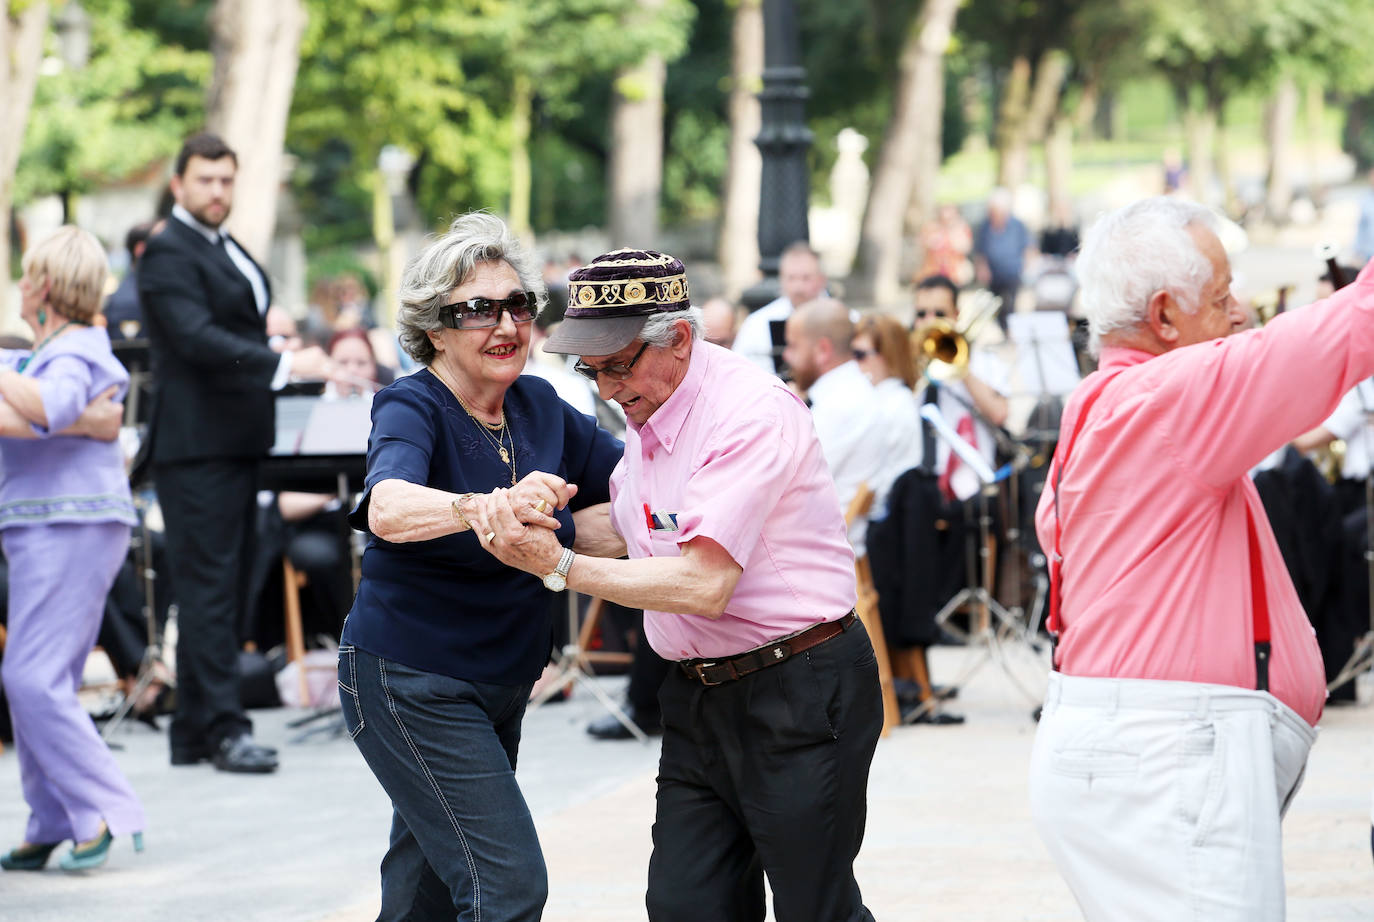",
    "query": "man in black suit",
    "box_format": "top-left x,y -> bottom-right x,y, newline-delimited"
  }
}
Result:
138,132 -> 329,773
